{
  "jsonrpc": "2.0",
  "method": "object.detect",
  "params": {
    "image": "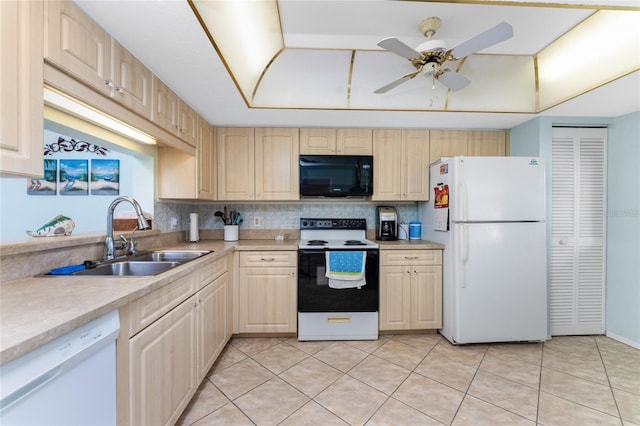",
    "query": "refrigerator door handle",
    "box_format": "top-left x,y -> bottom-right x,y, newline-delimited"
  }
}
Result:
460,223 -> 468,288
